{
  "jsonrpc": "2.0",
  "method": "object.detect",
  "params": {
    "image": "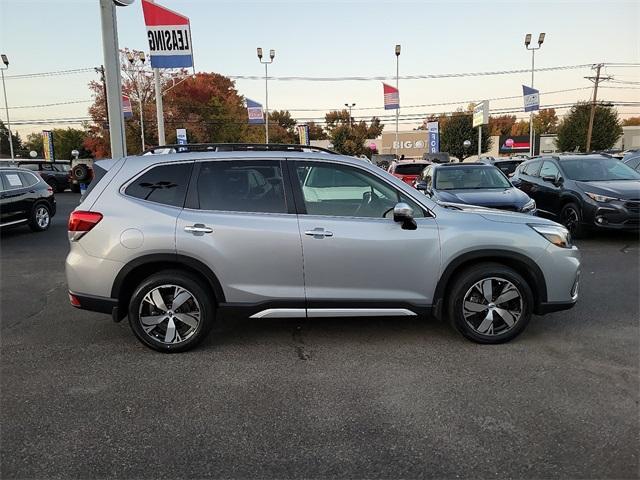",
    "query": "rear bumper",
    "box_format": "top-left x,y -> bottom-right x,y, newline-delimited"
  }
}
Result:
69,291 -> 117,314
